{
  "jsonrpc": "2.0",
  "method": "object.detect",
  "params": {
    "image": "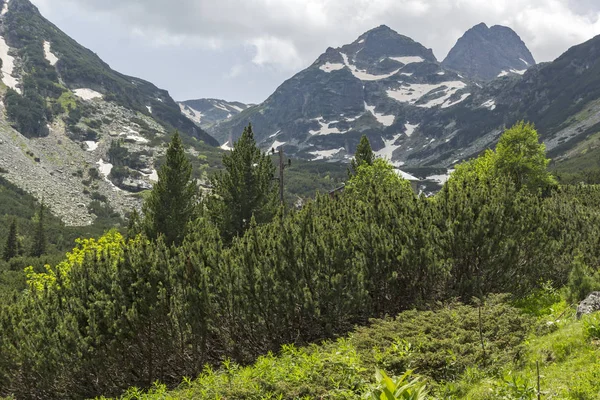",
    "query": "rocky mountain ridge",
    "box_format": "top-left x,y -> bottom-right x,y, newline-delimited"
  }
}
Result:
209,25 -> 479,164
442,23 -> 536,81
179,98 -> 250,130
